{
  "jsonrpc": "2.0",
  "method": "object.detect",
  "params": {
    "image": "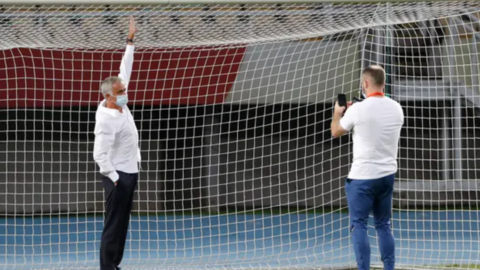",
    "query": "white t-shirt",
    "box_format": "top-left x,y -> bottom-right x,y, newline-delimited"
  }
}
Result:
340,96 -> 404,180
